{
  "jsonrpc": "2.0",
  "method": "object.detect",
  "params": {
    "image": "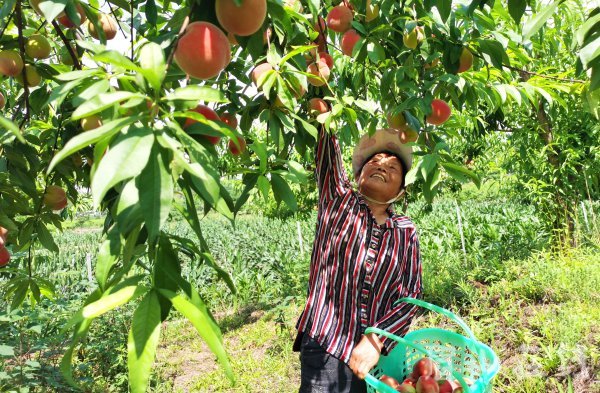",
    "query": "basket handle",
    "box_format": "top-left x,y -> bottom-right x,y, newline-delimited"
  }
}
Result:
364,327 -> 473,393
394,297 -> 489,384
394,297 -> 477,343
